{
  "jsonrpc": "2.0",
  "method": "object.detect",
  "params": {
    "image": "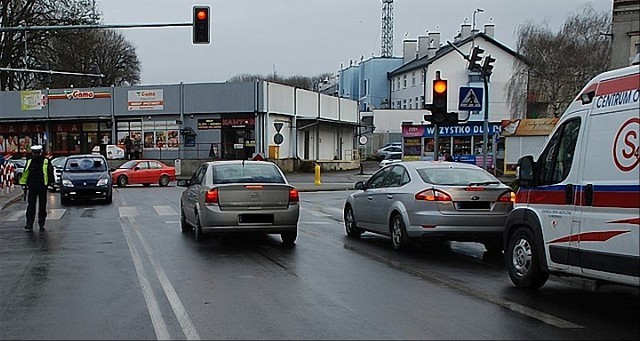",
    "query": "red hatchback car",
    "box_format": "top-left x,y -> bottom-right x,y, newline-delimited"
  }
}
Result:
111,159 -> 176,187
